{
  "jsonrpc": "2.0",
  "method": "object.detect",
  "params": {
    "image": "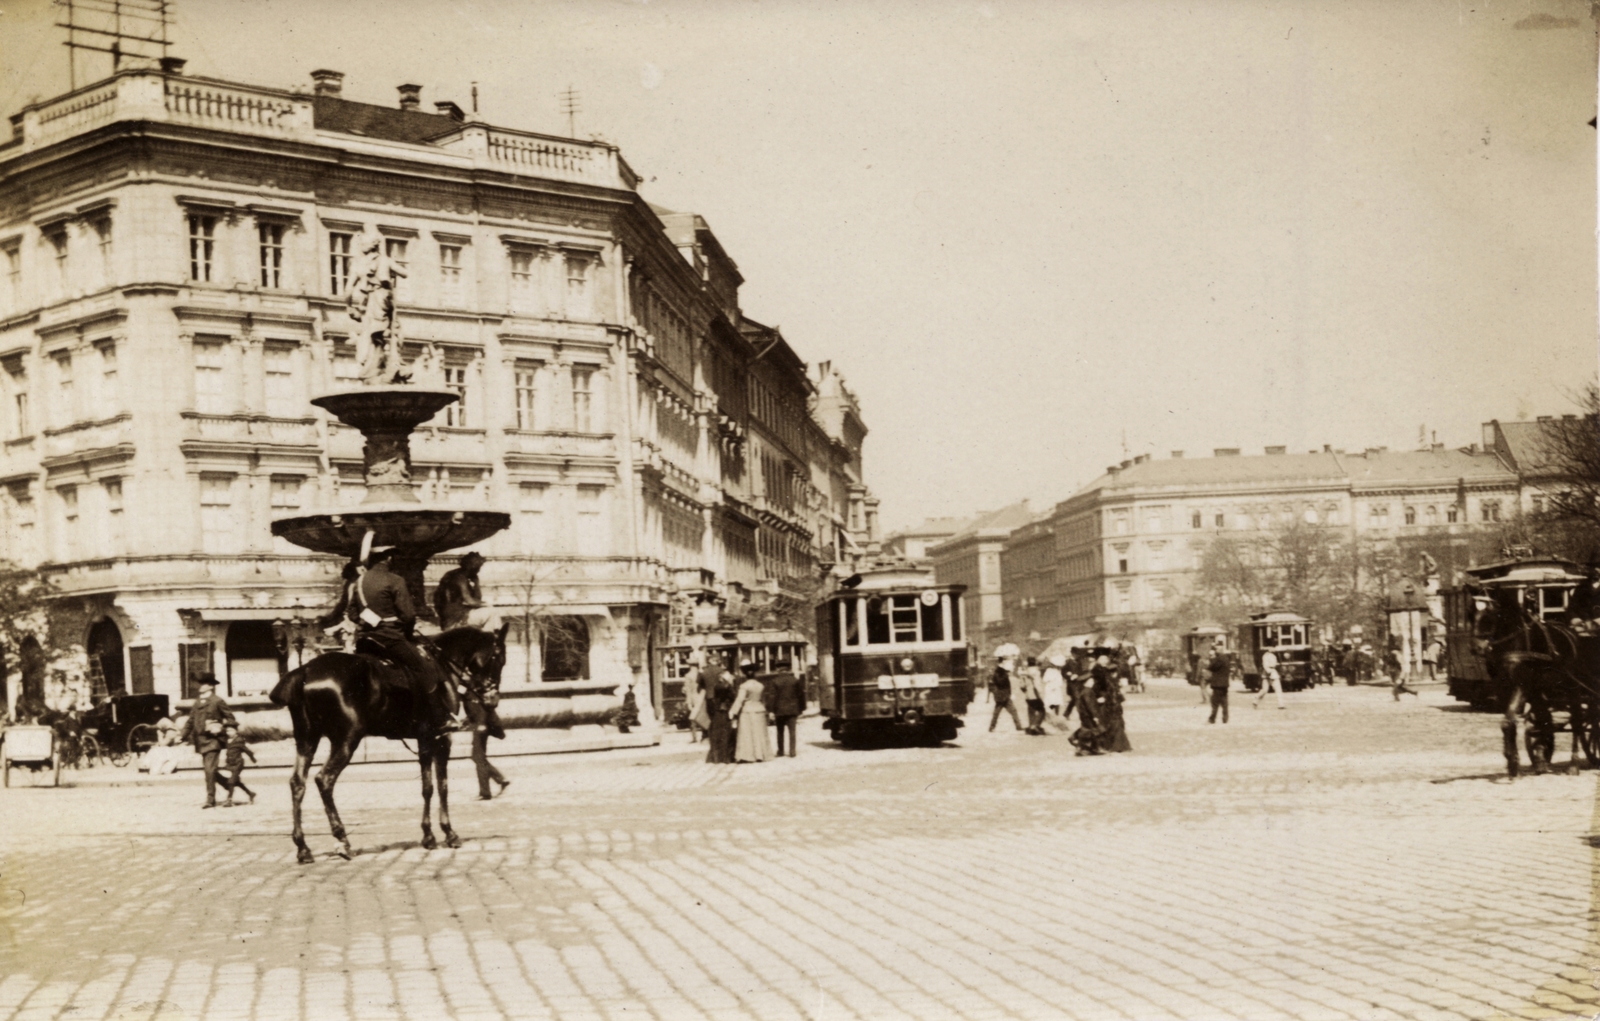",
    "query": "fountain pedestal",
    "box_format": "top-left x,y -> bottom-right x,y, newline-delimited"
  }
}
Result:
271,387 -> 511,615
